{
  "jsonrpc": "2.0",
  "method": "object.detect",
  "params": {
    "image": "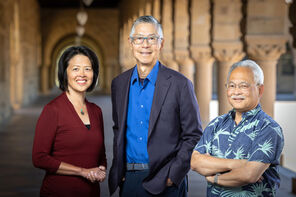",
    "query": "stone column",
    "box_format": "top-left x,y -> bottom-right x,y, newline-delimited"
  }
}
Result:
127,18 -> 137,70
289,1 -> 296,97
212,0 -> 245,115
246,0 -> 288,117
0,0 -> 13,122
120,19 -> 136,72
190,0 -> 214,125
160,0 -> 178,71
41,65 -> 49,94
246,37 -> 286,117
153,0 -> 161,21
9,0 -> 24,109
120,22 -> 129,72
289,0 -> 296,48
139,8 -> 145,17
293,47 -> 296,98
174,0 -> 194,82
145,0 -> 152,15
119,27 -> 125,72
